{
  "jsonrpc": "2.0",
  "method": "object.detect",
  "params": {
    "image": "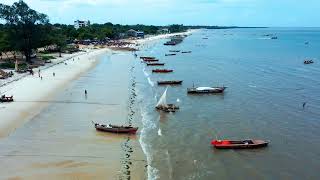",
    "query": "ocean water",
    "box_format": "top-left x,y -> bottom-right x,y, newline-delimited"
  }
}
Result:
135,28 -> 320,180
